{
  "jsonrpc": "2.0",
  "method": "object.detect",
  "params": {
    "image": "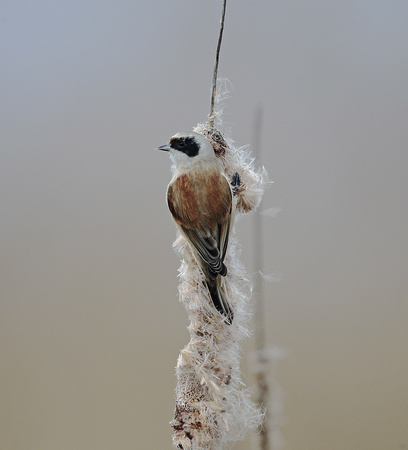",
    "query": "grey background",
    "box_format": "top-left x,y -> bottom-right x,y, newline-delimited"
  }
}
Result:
1,1 -> 407,448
